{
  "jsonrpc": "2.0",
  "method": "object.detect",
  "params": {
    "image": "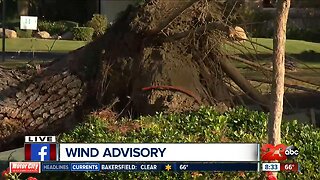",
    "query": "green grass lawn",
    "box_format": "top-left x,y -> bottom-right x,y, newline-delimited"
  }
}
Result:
1,37 -> 320,55
227,38 -> 320,71
225,38 -> 320,55
0,38 -> 87,52
1,38 -> 319,70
